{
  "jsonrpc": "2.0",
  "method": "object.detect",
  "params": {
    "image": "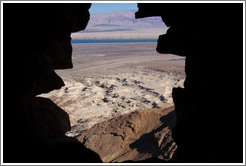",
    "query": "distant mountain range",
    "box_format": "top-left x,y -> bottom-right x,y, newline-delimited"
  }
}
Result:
86,10 -> 166,30
72,10 -> 167,39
